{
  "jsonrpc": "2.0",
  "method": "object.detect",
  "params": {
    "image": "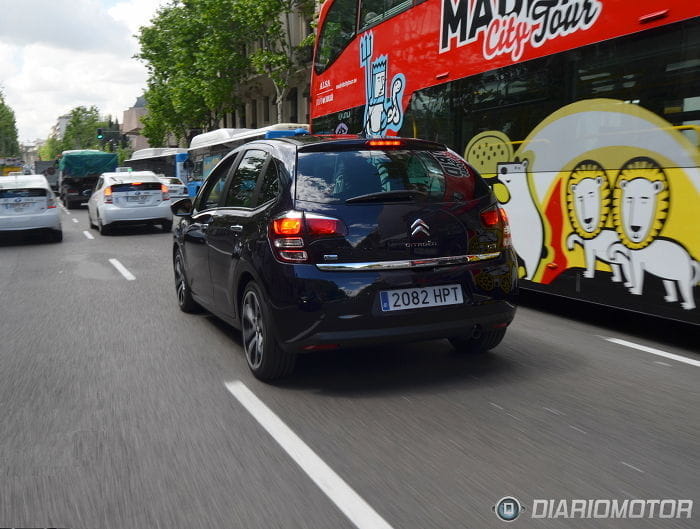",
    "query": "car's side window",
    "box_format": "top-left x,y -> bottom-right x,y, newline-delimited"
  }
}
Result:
95,177 -> 103,191
258,158 -> 280,204
224,149 -> 268,208
196,157 -> 235,211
